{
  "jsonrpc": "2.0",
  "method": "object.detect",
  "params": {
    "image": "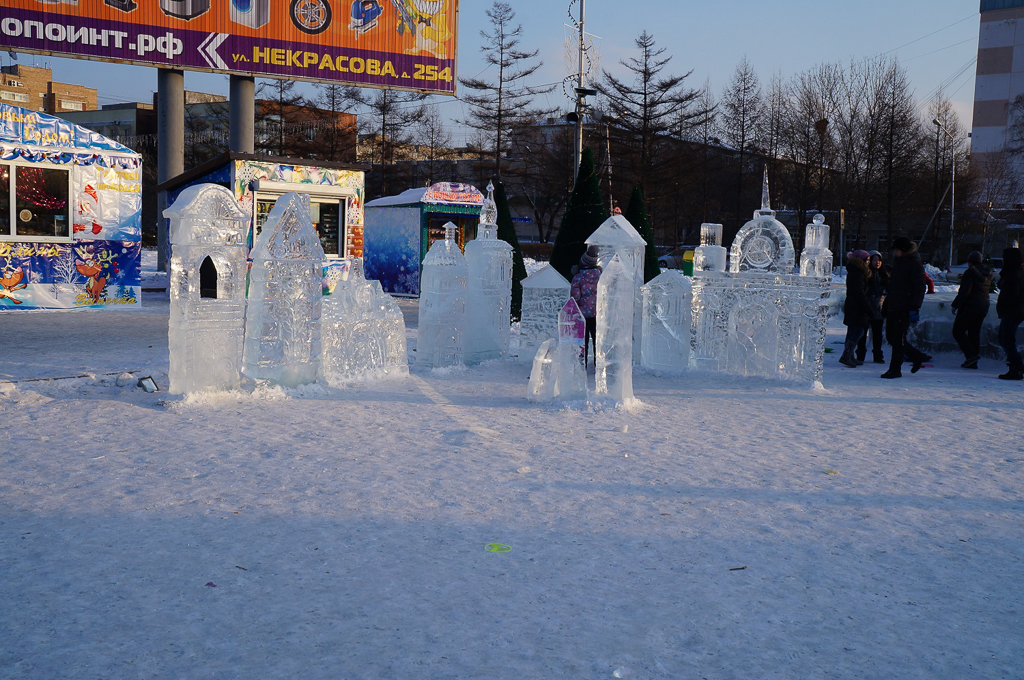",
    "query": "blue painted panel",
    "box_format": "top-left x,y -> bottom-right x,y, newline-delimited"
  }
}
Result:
363,206 -> 421,295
